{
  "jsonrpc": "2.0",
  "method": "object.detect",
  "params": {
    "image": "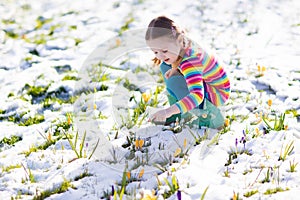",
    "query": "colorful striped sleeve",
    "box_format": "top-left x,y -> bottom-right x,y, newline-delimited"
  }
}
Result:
174,48 -> 231,114
175,56 -> 205,113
